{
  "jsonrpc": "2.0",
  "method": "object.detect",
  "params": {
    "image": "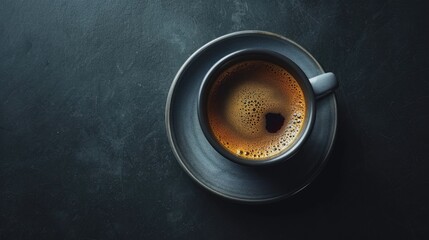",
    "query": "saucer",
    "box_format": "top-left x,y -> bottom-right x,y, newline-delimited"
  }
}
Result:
165,31 -> 337,203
